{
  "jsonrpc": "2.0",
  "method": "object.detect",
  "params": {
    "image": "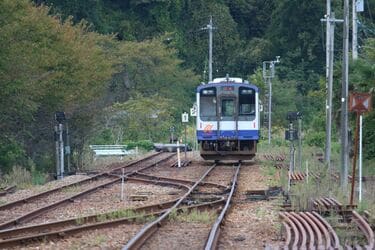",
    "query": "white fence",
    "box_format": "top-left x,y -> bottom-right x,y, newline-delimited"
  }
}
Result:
89,145 -> 137,157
